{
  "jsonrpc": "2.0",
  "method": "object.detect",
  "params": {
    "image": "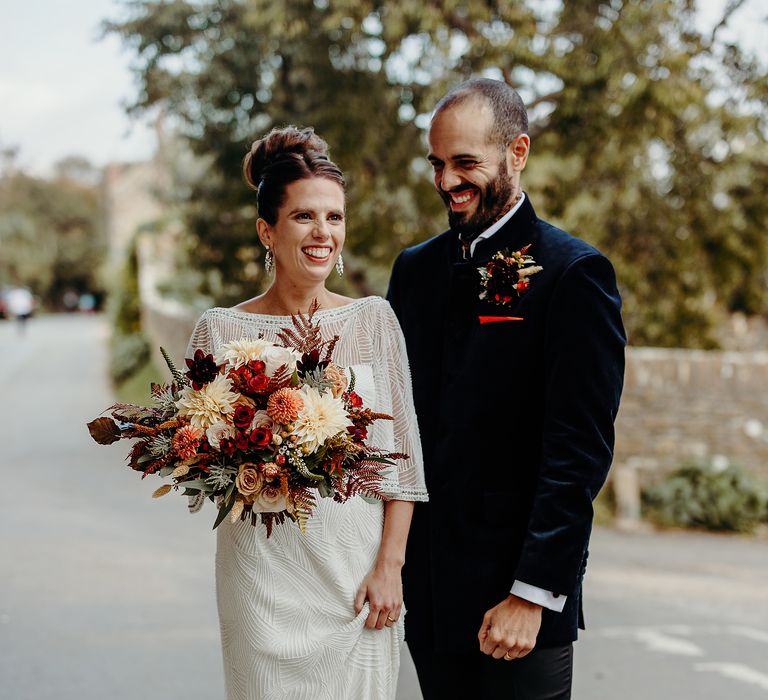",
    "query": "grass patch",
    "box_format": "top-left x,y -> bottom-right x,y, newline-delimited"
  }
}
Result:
114,359 -> 165,405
